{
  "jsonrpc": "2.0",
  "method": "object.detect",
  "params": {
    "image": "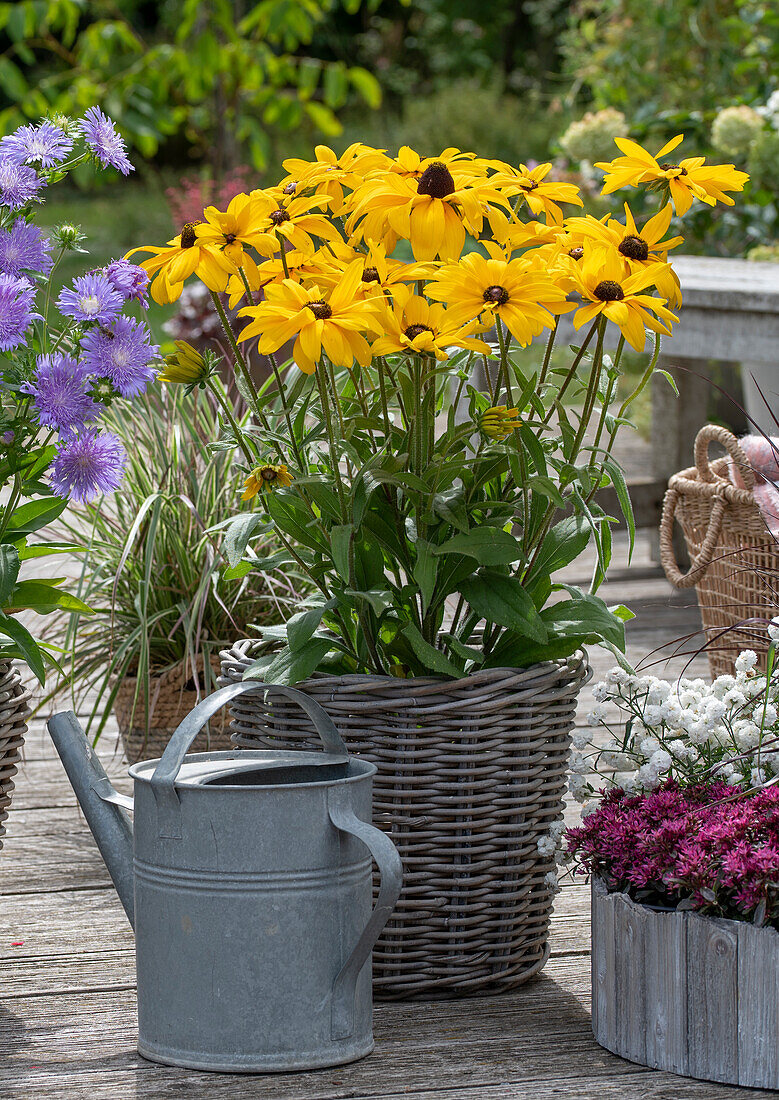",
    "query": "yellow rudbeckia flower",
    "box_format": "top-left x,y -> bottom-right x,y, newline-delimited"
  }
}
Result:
425,250 -> 573,347
488,162 -> 583,225
371,284 -> 490,361
242,463 -> 294,500
247,191 -> 343,255
126,222 -> 236,304
570,253 -> 678,352
238,260 -> 384,375
195,193 -> 277,266
595,135 -> 749,215
567,203 -> 684,306
348,156 -> 510,261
